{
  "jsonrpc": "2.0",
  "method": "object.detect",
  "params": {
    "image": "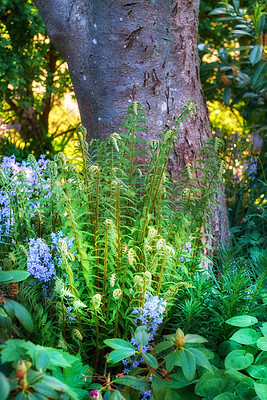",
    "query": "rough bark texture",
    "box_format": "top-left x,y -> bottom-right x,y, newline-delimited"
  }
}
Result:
34,0 -> 230,246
